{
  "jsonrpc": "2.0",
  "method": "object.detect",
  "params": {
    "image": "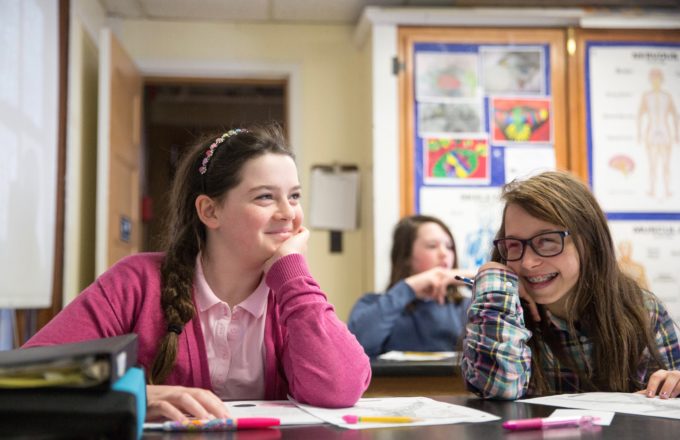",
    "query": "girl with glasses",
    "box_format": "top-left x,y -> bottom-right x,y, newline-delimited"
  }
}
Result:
462,171 -> 680,399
